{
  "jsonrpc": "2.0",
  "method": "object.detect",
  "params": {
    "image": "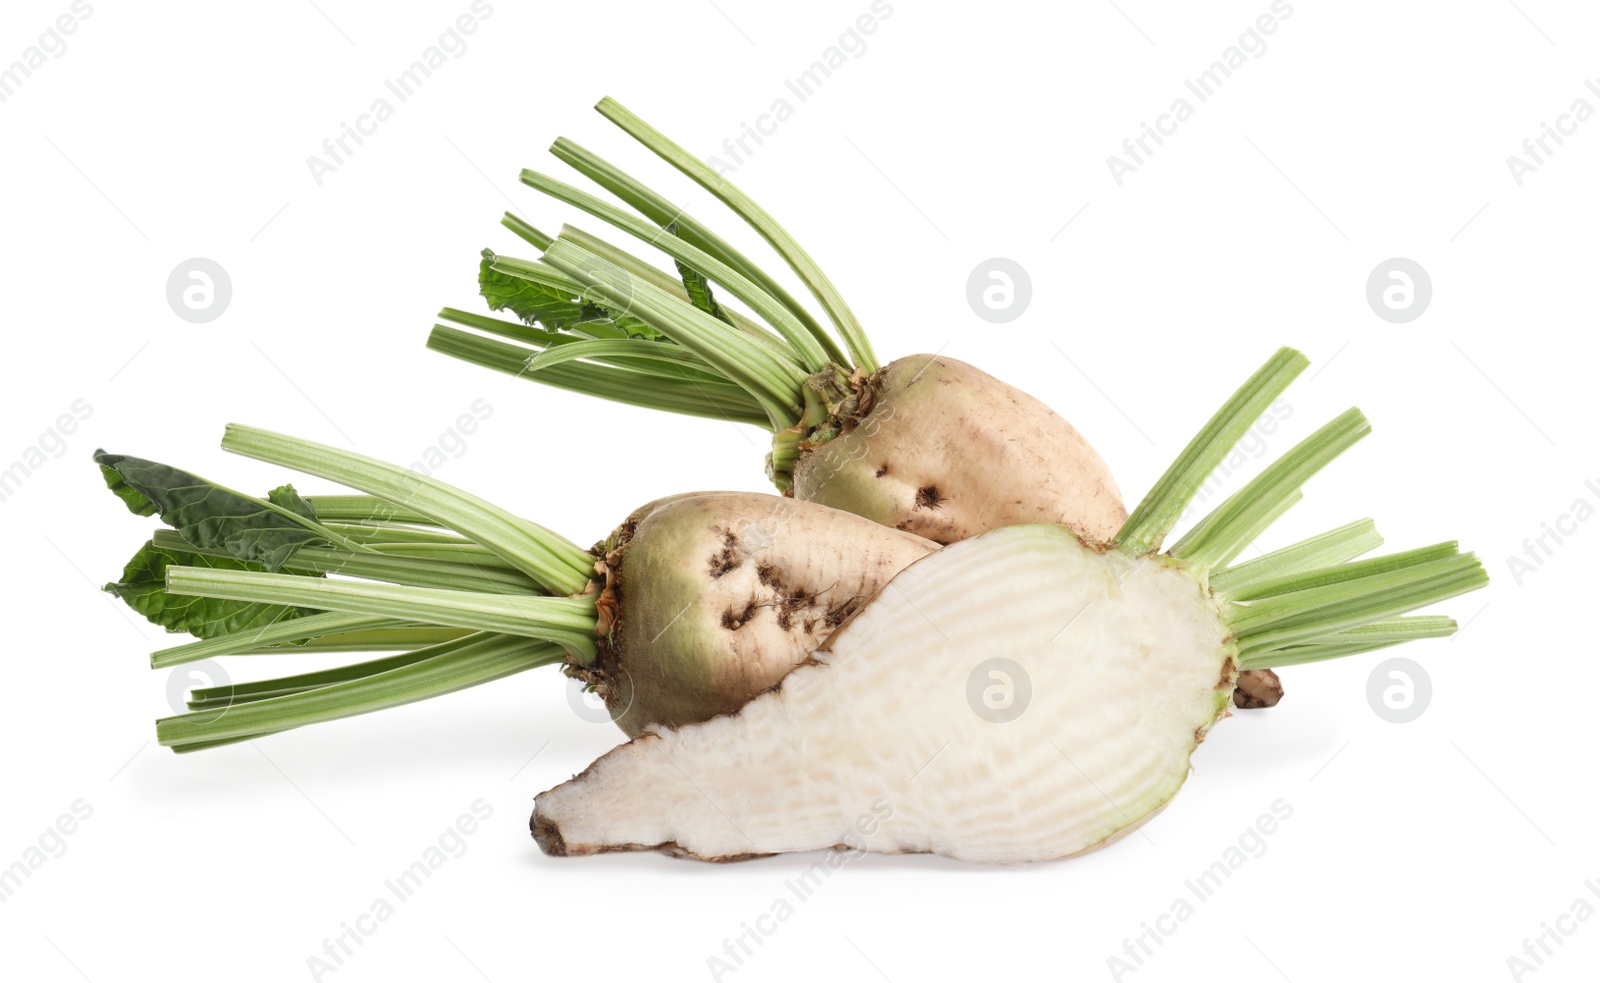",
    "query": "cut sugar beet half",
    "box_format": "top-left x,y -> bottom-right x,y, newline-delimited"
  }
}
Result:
531,348 -> 1487,863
